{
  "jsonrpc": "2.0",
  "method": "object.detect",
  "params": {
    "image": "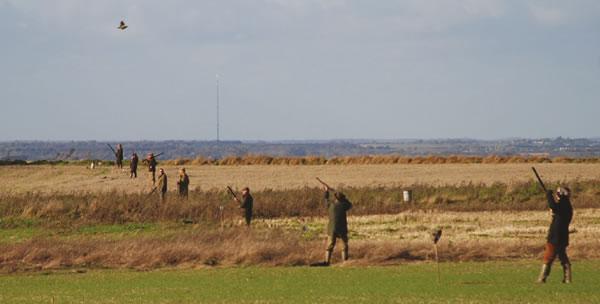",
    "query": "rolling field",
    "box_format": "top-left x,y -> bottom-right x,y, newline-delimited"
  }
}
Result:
2,261 -> 600,303
3,163 -> 600,194
3,163 -> 600,302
